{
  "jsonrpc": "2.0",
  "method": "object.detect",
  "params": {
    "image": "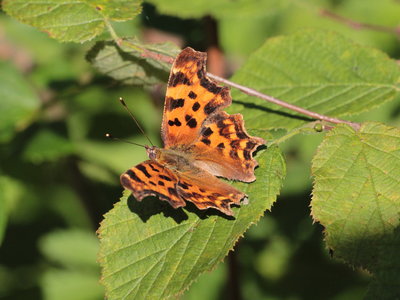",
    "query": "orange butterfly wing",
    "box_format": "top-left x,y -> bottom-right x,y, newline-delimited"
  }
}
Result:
161,47 -> 232,148
162,47 -> 265,182
121,160 -> 244,216
120,160 -> 185,209
121,47 -> 264,216
192,111 -> 264,182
